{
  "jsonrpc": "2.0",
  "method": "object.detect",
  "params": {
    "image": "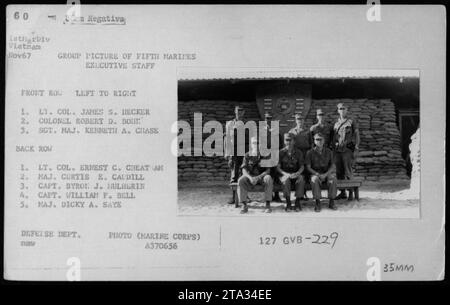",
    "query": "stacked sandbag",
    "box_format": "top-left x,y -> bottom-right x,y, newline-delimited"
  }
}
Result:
177,100 -> 261,184
178,98 -> 409,184
178,156 -> 230,183
305,99 -> 408,181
